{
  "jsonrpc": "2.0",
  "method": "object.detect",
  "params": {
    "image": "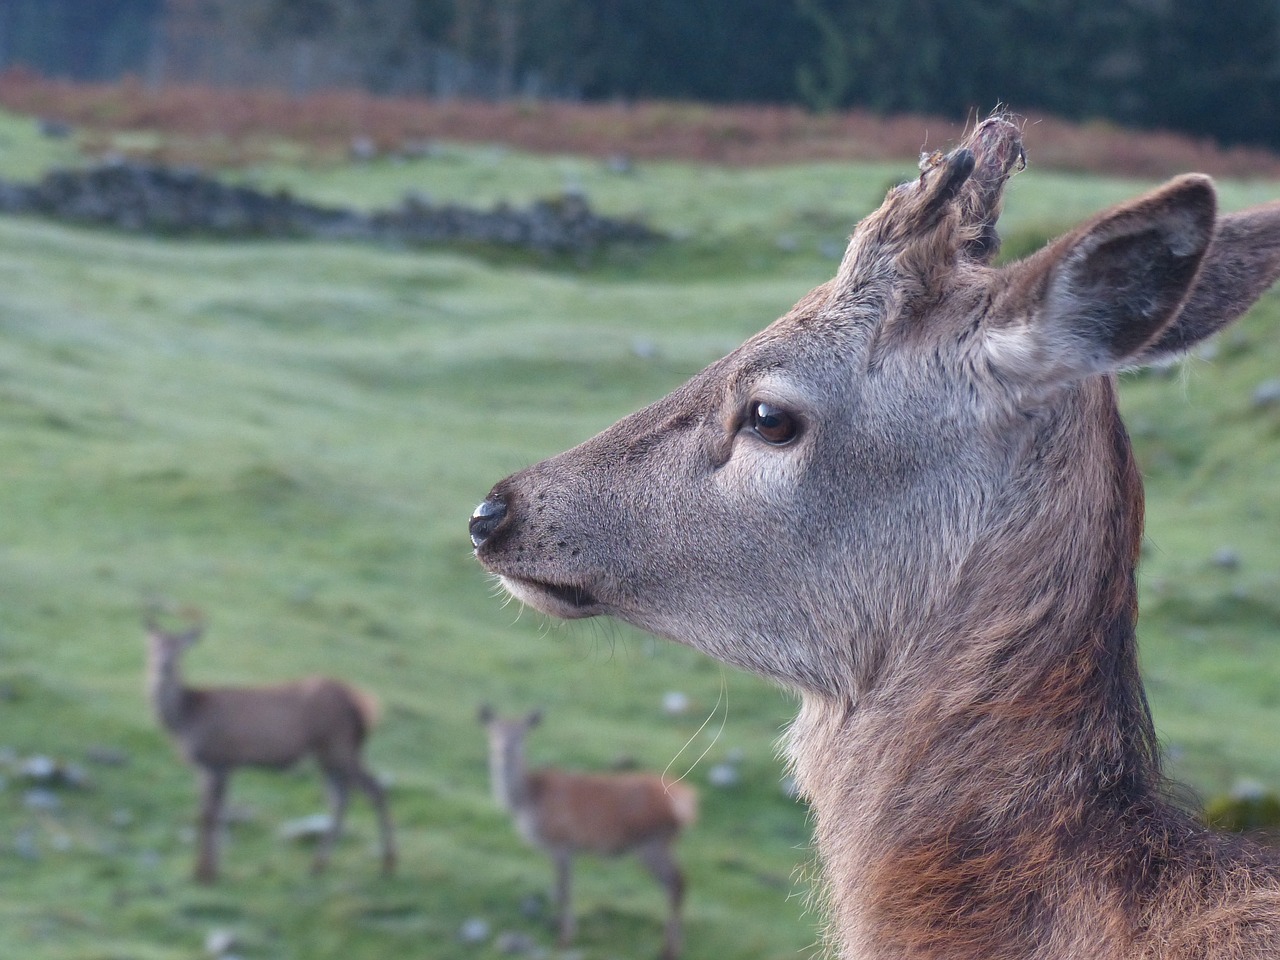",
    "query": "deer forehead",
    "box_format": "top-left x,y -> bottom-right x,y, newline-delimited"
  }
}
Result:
724,295 -> 999,425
